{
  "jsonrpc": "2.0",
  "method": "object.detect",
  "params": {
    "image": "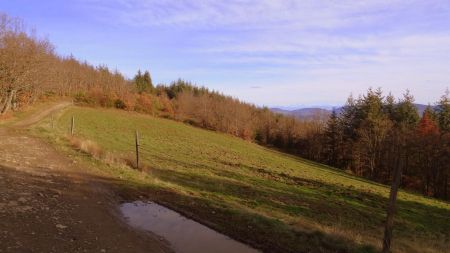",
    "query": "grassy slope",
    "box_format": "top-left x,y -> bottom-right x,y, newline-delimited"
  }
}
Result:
39,106 -> 449,253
